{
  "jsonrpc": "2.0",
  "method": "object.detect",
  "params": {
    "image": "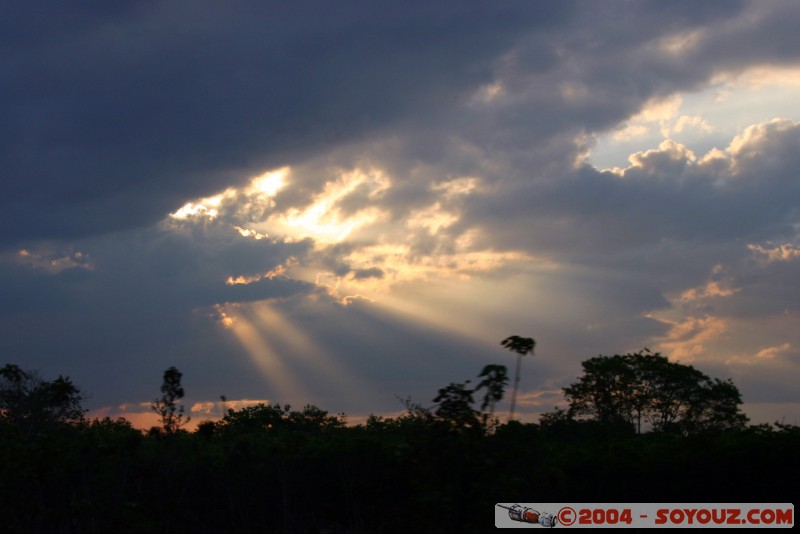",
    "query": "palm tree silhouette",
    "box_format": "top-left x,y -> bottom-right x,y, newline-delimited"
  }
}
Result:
501,335 -> 536,421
